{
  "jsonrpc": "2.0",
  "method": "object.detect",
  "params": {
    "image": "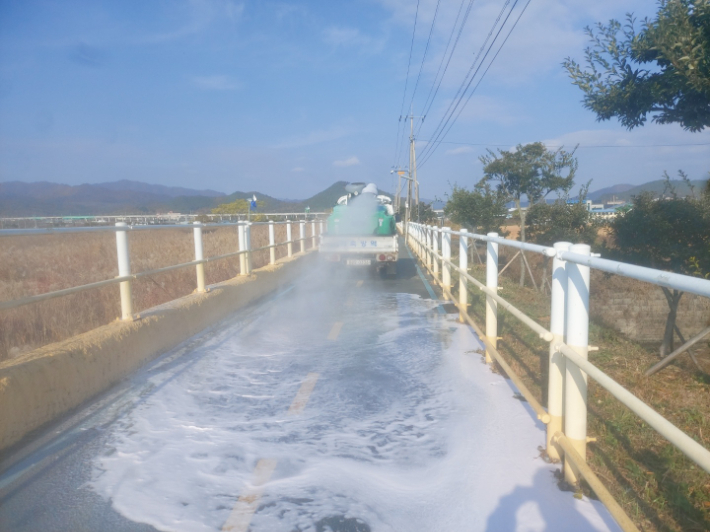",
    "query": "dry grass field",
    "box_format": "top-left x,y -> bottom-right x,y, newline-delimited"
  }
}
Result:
0,222 -> 306,362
